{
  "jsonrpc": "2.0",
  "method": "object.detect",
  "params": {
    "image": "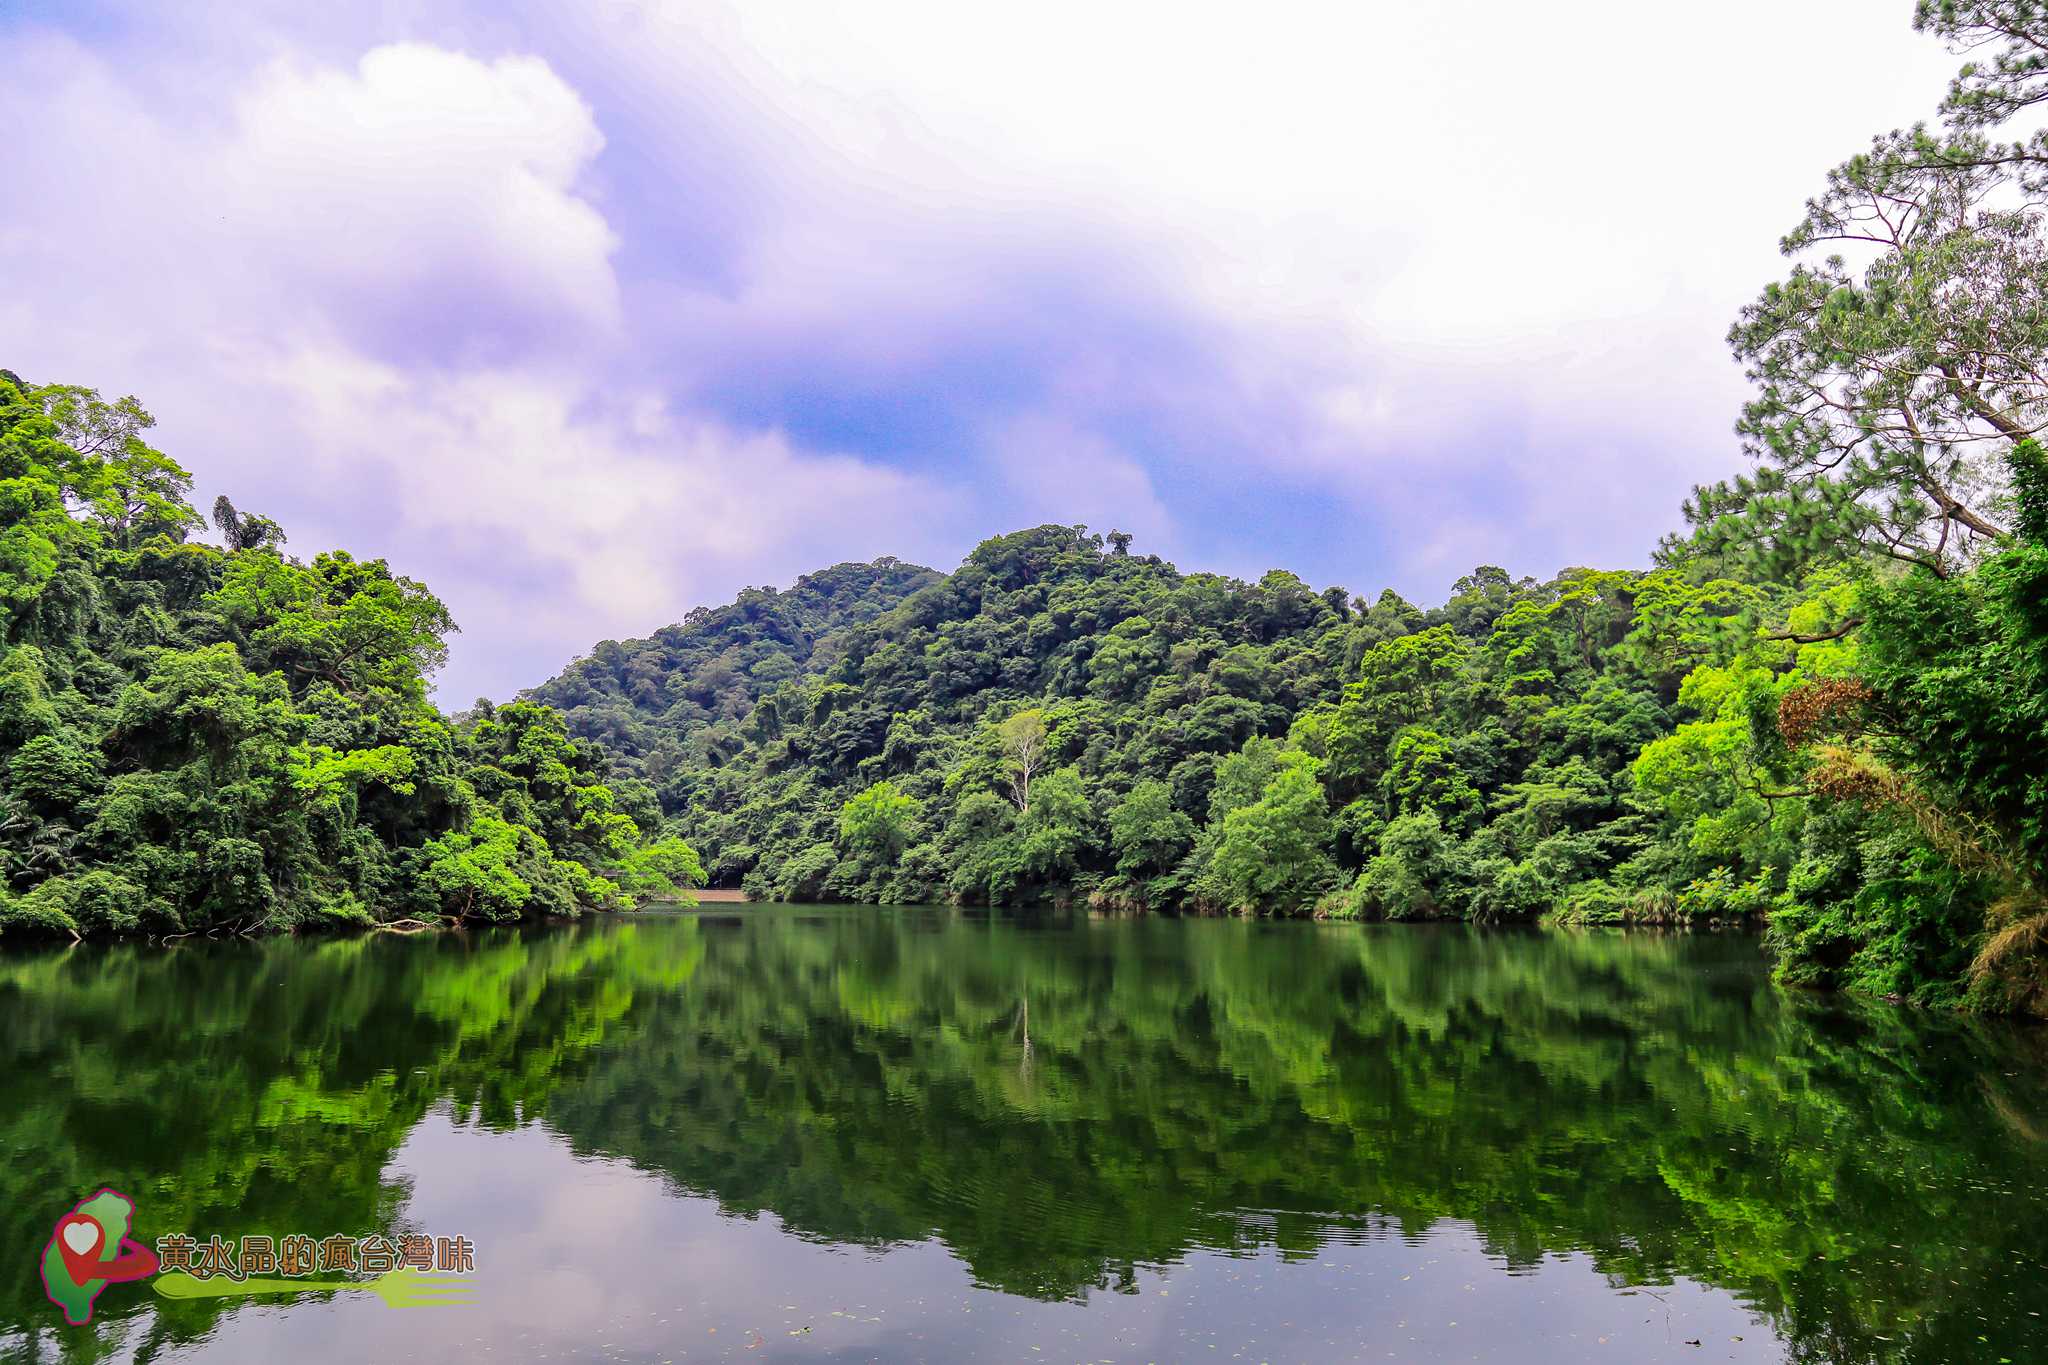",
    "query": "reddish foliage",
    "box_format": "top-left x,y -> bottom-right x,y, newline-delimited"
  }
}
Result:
1778,678 -> 1875,749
